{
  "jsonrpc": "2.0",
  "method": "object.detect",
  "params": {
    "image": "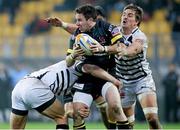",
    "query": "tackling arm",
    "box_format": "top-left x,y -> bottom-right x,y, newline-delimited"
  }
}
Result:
82,64 -> 122,88
117,38 -> 143,57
